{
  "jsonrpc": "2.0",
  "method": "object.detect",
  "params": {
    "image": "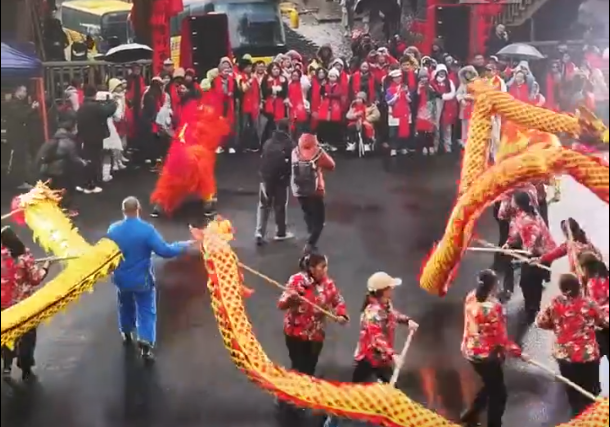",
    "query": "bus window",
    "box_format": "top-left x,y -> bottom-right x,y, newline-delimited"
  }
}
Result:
215,2 -> 284,49
101,12 -> 131,44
